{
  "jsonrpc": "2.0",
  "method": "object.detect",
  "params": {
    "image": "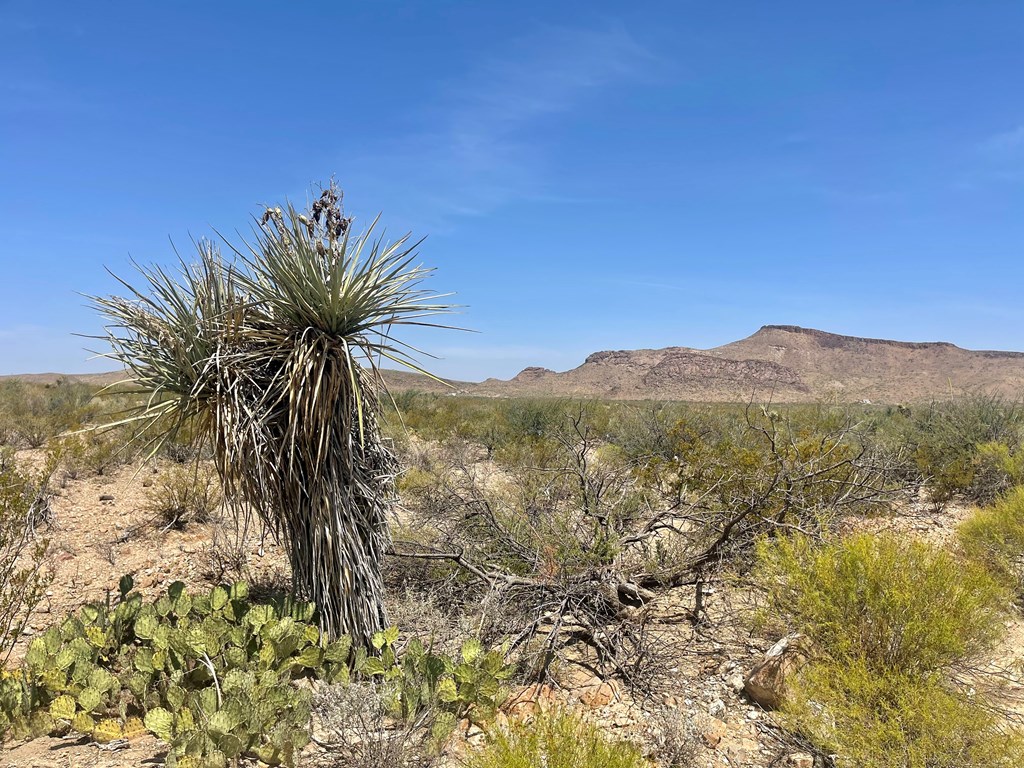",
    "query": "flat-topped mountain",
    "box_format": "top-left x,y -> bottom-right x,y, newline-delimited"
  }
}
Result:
474,325 -> 1024,402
